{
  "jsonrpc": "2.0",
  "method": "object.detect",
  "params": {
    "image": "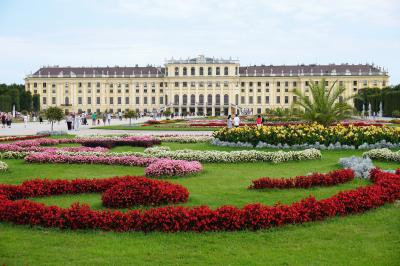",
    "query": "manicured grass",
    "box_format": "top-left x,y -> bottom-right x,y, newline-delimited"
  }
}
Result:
93,124 -> 217,131
0,143 -> 399,265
